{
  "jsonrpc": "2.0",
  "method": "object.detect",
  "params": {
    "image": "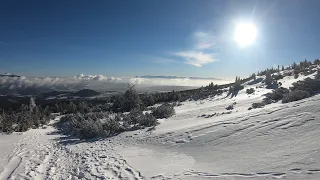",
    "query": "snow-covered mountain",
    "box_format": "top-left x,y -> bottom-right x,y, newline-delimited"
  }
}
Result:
1,68 -> 320,179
